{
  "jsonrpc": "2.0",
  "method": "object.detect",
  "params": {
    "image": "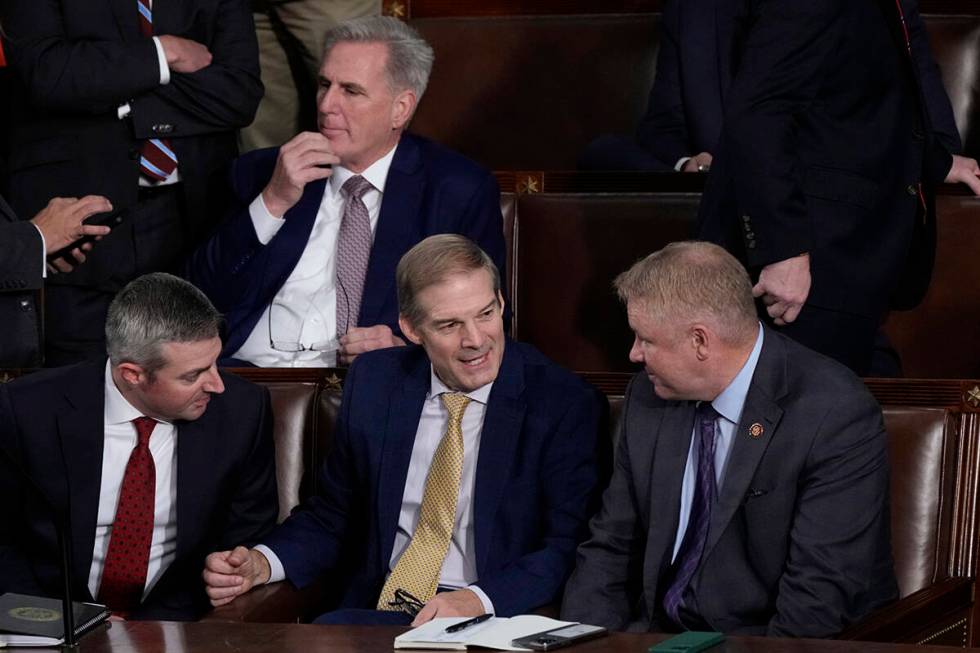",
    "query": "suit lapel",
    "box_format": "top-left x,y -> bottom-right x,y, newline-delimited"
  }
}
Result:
473,344 -> 525,573
375,351 -> 429,572
57,363 -> 108,598
110,0 -> 140,42
703,331 -> 786,558
359,135 -> 425,327
643,398 -> 695,616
